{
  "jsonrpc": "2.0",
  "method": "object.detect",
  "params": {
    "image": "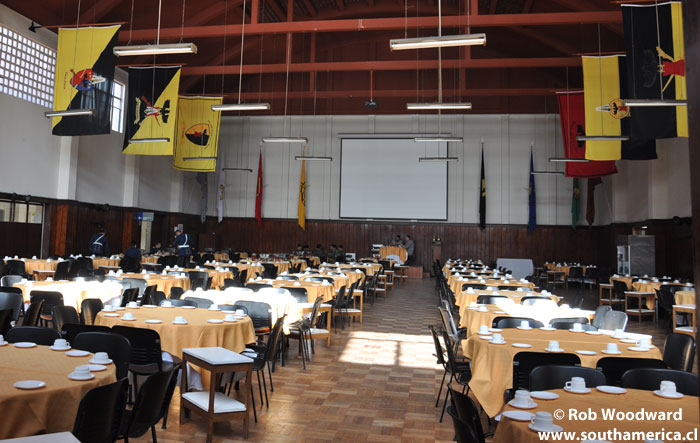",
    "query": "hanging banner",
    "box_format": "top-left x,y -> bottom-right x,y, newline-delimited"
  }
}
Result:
622,2 -> 687,138
51,25 -> 120,136
172,96 -> 222,171
122,66 -> 181,155
298,154 -> 306,231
